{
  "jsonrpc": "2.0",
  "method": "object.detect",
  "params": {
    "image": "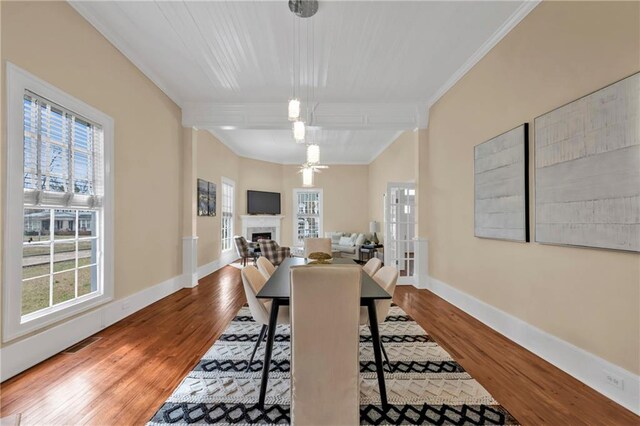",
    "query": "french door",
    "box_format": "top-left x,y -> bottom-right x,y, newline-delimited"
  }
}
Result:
385,183 -> 416,285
